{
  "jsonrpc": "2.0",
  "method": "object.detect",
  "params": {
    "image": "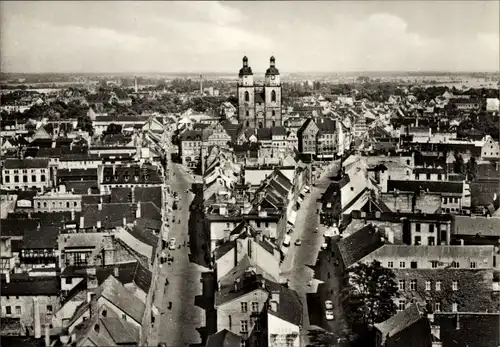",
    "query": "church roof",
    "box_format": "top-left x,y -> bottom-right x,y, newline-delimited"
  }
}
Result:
239,66 -> 253,76
265,66 -> 280,76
